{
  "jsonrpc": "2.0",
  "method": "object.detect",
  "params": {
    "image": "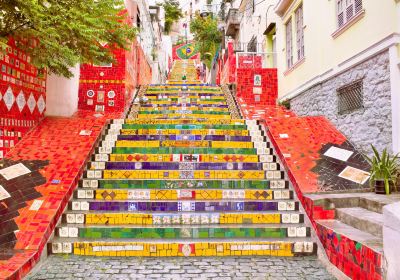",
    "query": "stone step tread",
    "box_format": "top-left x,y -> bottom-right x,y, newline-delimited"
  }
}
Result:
64,210 -> 303,215
337,207 -> 383,225
316,219 -> 383,253
51,237 -> 315,243
70,198 -> 297,203
81,179 -> 285,182
57,223 -> 309,229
